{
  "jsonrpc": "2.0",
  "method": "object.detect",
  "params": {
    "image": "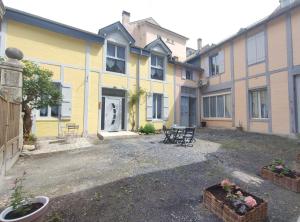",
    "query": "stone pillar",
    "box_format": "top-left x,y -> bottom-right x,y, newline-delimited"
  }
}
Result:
0,48 -> 24,176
